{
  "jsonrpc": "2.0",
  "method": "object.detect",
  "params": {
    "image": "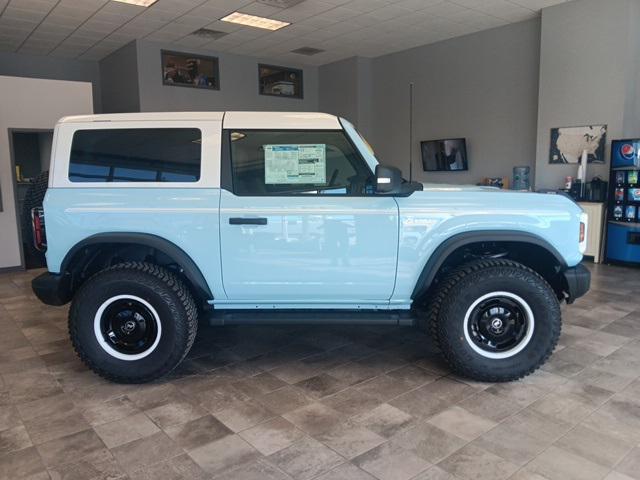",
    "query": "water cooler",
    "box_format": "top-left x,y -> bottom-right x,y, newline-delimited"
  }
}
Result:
605,139 -> 640,265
